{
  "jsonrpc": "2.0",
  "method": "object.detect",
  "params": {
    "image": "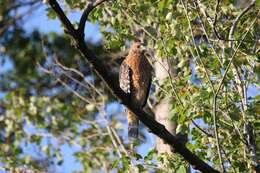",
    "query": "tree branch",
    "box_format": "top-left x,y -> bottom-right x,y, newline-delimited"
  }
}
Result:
227,1 -> 259,171
196,0 -> 257,43
78,0 -> 109,39
47,1 -> 220,172
228,0 -> 256,48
